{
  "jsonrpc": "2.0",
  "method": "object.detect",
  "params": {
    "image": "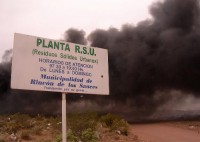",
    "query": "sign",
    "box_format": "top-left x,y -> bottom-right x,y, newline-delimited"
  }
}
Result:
11,33 -> 109,95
